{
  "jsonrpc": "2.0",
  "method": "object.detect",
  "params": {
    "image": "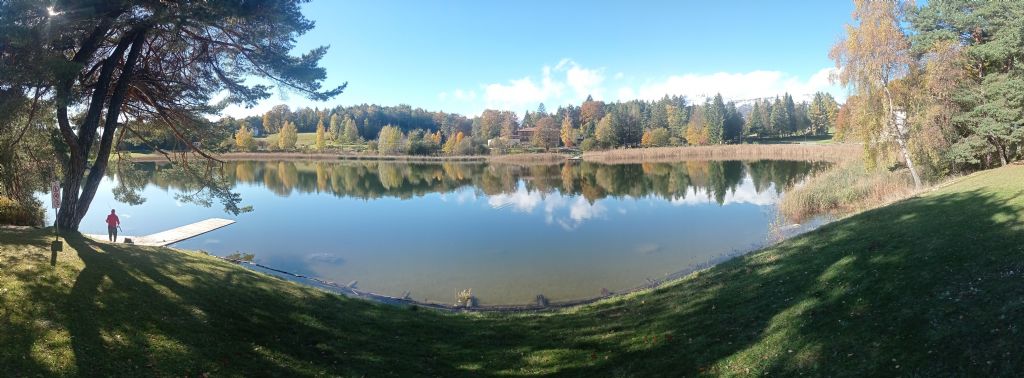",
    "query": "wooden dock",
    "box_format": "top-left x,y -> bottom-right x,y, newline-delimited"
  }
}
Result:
86,218 -> 236,246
